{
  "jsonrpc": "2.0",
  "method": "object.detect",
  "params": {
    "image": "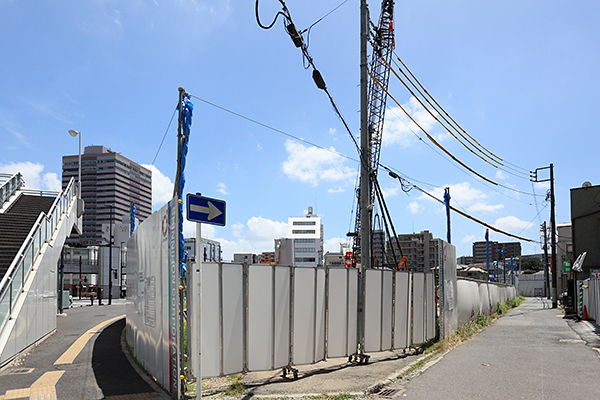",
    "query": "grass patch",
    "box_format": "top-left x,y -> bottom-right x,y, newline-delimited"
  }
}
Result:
308,393 -> 356,400
224,374 -> 246,397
